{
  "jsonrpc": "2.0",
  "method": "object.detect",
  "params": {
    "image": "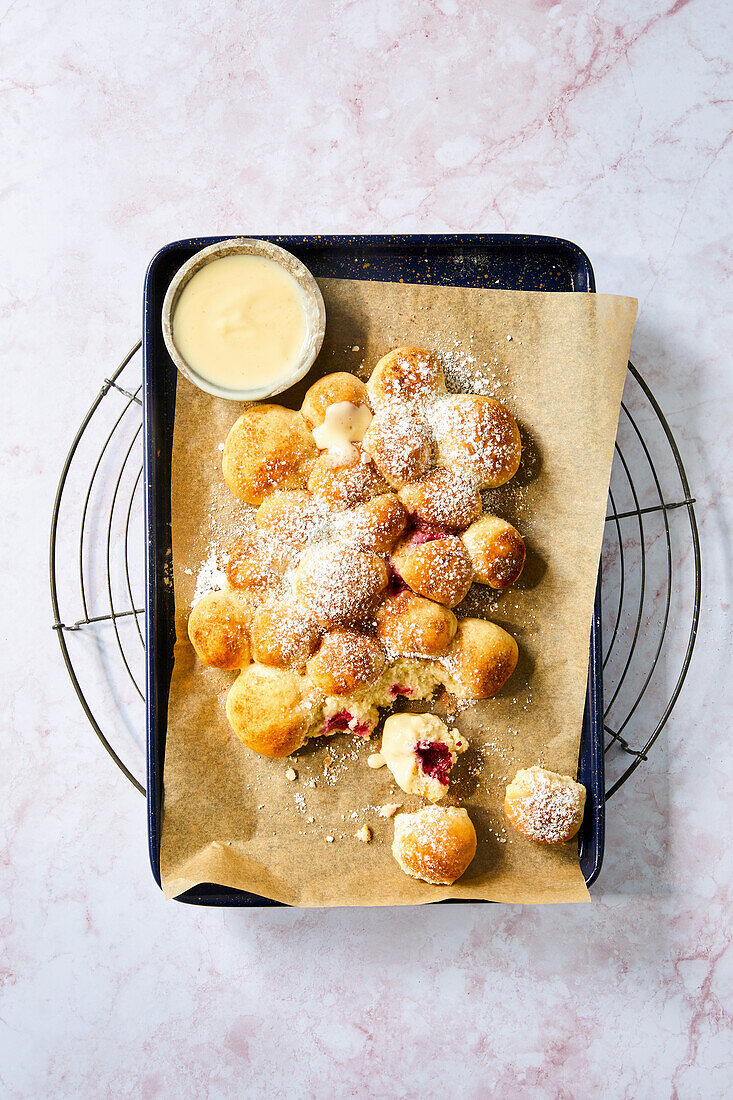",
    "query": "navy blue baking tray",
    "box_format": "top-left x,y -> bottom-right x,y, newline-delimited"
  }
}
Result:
143,234 -> 604,906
